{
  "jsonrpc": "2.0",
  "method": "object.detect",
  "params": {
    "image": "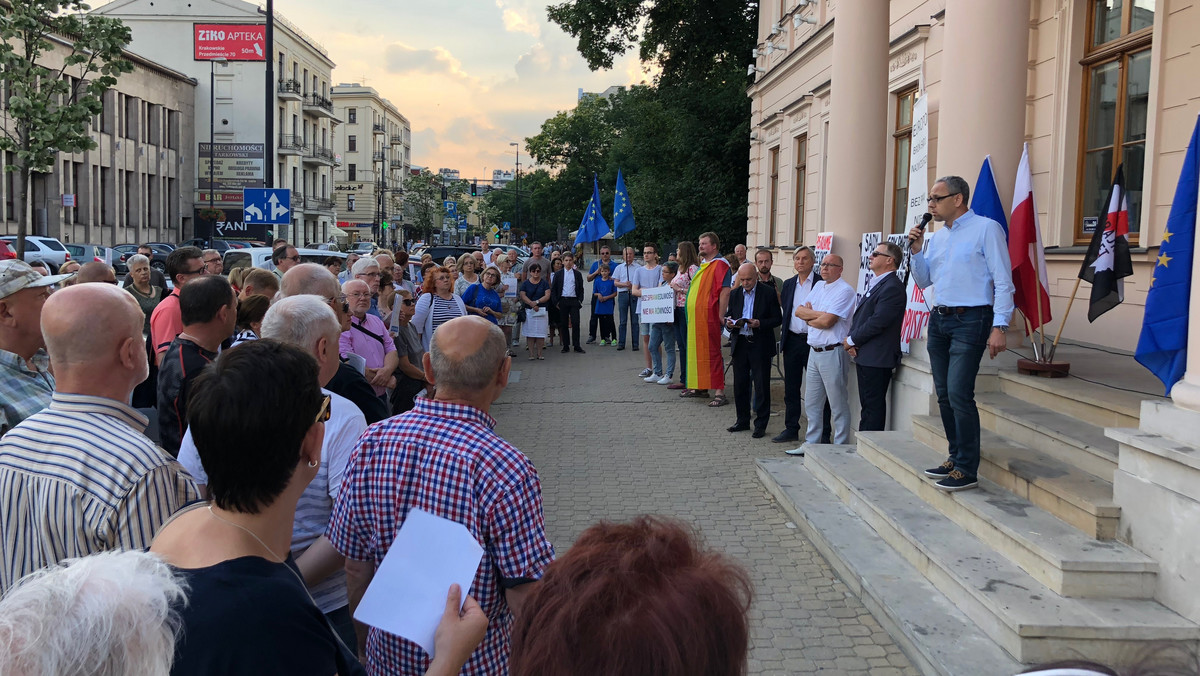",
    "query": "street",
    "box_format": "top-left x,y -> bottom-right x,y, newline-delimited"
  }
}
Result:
491,305 -> 919,675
